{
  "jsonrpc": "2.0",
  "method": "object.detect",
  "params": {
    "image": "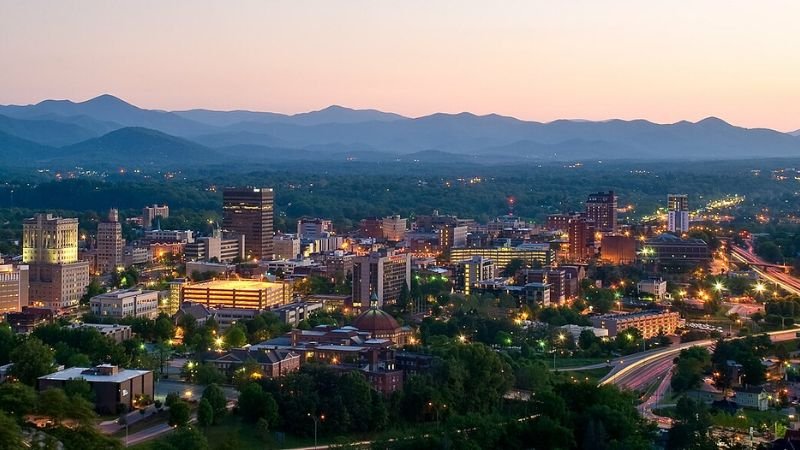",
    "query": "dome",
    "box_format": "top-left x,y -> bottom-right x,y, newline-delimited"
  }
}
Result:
352,307 -> 401,335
